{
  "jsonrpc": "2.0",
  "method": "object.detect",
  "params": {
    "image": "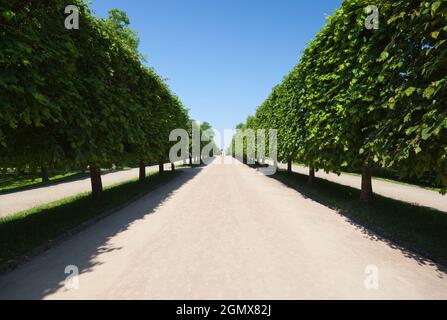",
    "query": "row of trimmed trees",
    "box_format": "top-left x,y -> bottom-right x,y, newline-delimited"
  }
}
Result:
0,1 -> 191,198
232,0 -> 447,203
